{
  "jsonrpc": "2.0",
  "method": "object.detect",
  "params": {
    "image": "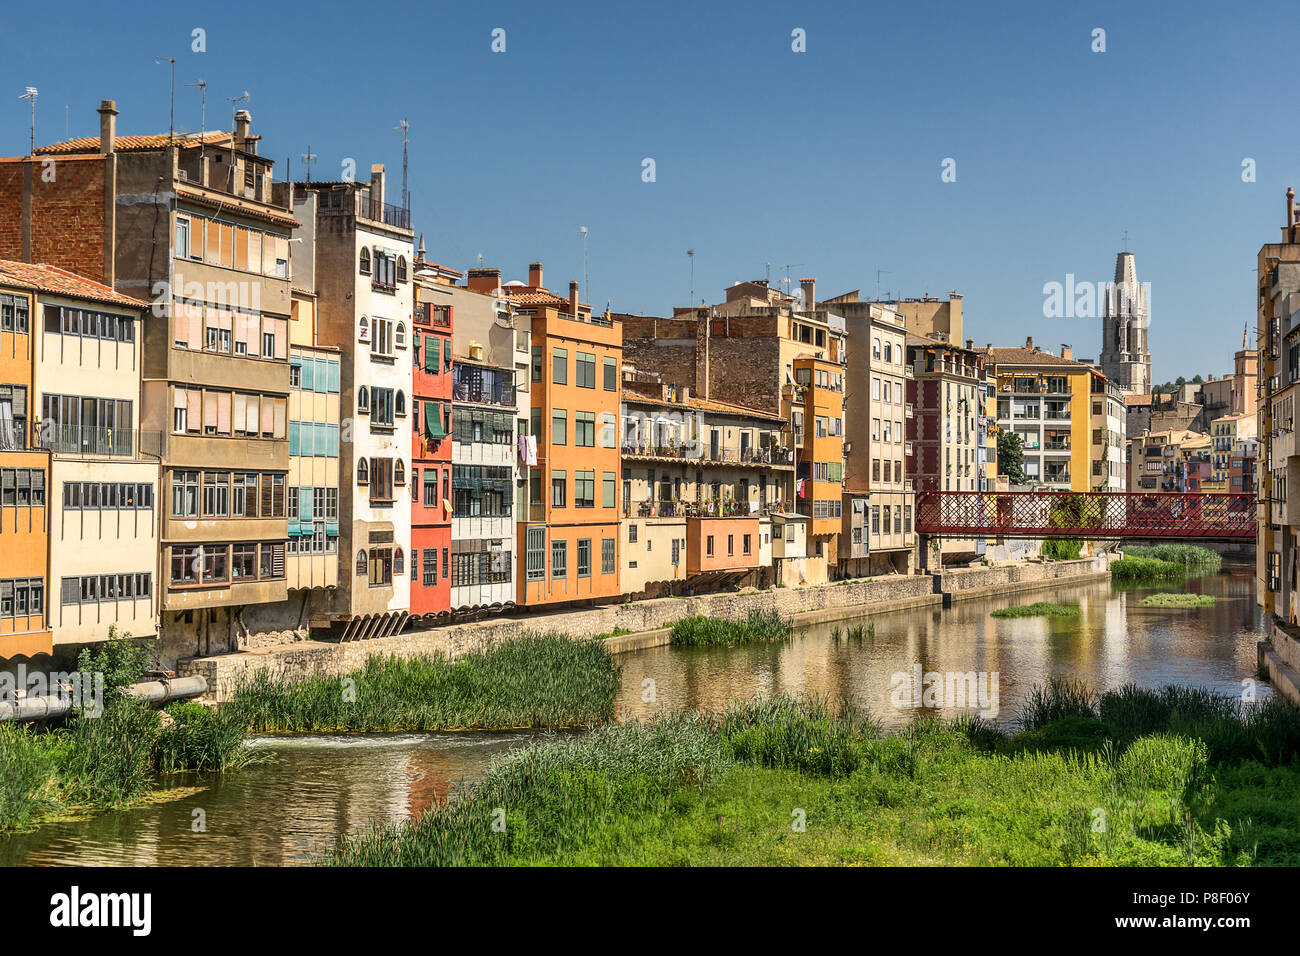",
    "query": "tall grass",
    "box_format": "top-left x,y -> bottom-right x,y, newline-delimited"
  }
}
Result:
1140,593 -> 1216,608
1110,555 -> 1187,584
230,633 -> 621,733
1123,544 -> 1222,572
991,602 -> 1081,619
669,610 -> 794,647
717,694 -> 879,776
